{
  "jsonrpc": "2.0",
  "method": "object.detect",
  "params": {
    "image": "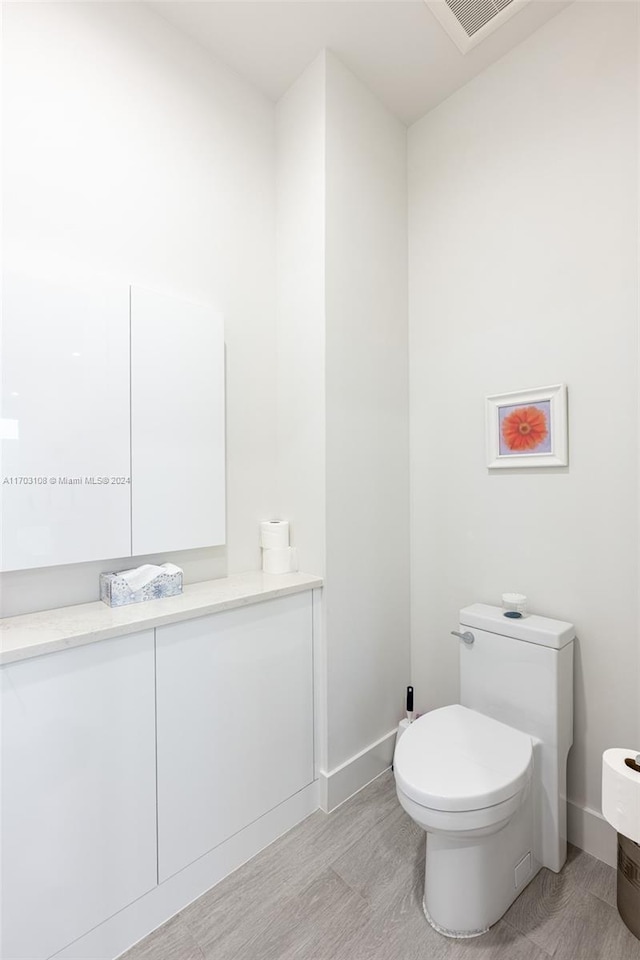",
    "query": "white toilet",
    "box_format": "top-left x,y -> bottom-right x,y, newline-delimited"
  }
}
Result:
394,603 -> 574,938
